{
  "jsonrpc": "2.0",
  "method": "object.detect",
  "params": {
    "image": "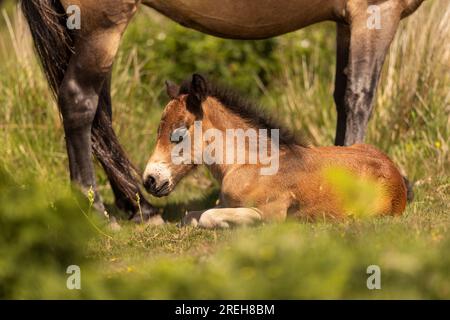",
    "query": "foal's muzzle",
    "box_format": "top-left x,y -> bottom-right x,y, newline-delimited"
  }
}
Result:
143,174 -> 171,197
143,162 -> 174,197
